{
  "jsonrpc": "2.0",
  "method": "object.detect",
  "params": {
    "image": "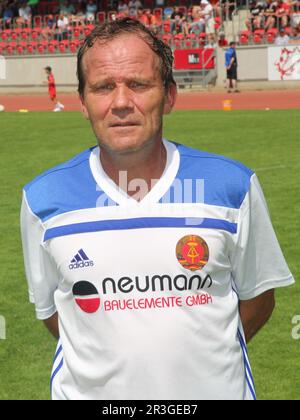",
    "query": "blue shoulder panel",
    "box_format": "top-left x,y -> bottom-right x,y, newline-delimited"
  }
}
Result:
160,143 -> 254,209
24,147 -> 117,222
